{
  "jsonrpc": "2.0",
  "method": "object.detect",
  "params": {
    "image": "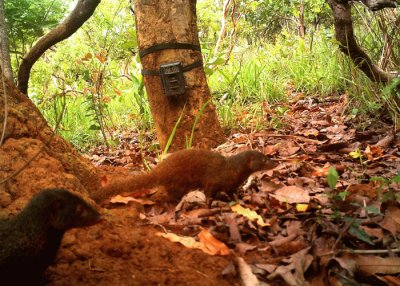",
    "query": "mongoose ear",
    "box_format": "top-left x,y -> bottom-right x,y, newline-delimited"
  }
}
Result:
100,175 -> 109,187
48,199 -> 63,227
